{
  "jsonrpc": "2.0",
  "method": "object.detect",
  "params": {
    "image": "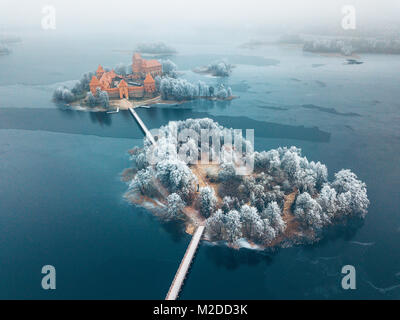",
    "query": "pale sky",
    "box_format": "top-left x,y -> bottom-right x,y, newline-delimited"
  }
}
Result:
1,0 -> 399,36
